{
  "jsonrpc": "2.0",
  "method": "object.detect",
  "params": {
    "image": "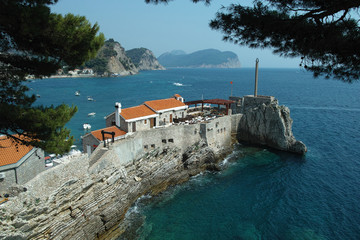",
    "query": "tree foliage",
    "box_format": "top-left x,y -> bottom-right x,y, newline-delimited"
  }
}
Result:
0,0 -> 104,154
146,0 -> 360,82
